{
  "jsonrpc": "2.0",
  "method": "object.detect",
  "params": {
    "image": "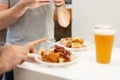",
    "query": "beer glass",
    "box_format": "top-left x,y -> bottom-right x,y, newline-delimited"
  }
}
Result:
94,25 -> 115,64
